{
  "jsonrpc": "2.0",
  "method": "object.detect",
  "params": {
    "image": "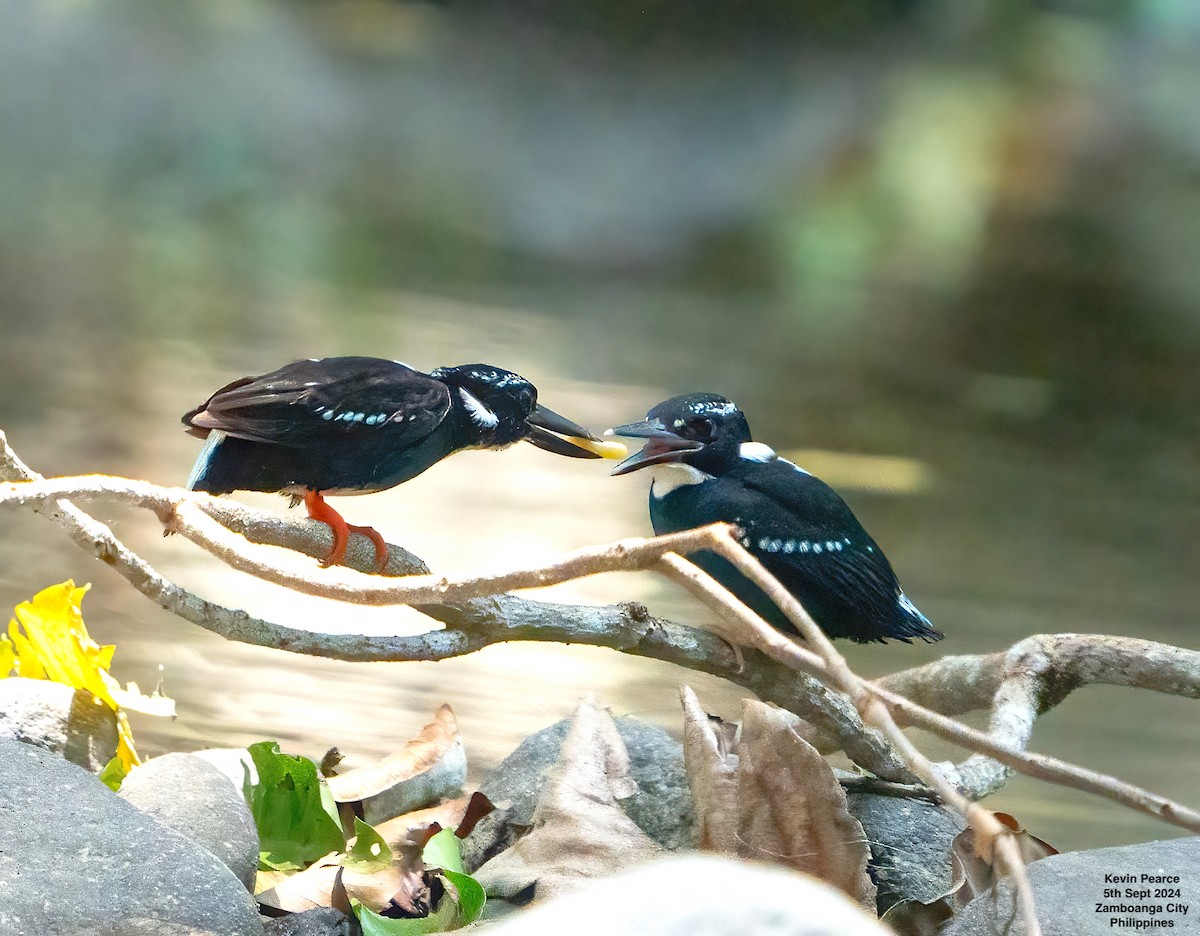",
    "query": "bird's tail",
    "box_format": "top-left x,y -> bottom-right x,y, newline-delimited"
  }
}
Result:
185,430 -> 226,492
